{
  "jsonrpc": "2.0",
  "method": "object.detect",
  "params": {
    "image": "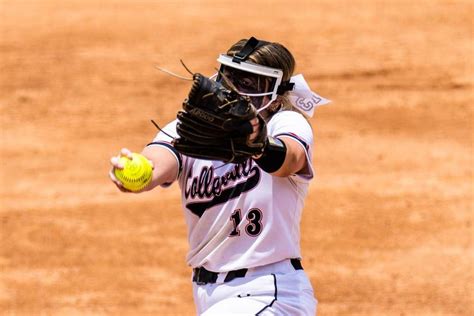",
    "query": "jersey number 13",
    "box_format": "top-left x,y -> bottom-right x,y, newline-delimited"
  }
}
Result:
229,208 -> 263,237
